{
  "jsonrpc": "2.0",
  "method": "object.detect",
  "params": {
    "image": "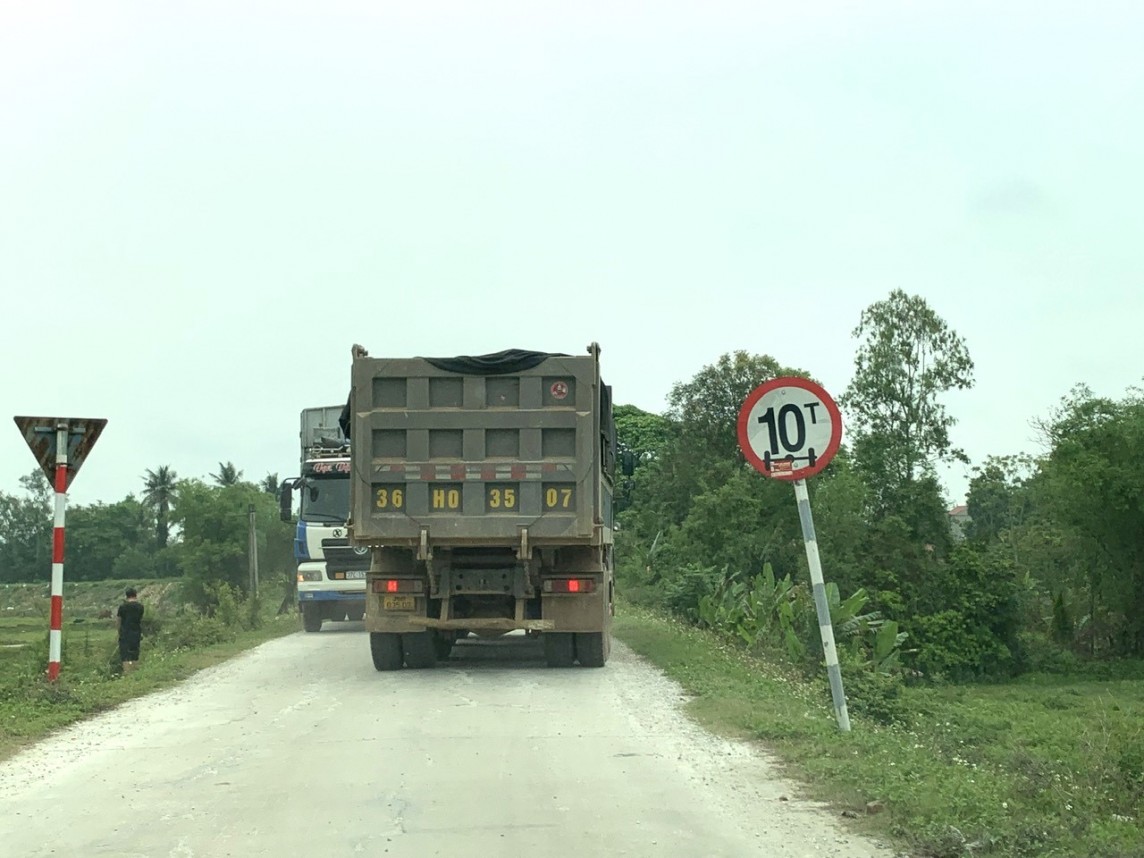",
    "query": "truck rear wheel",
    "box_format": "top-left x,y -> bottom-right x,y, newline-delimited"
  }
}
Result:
302,604 -> 323,633
544,632 -> 575,668
370,632 -> 403,671
403,632 -> 438,669
433,633 -> 455,660
346,606 -> 365,622
575,632 -> 609,667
